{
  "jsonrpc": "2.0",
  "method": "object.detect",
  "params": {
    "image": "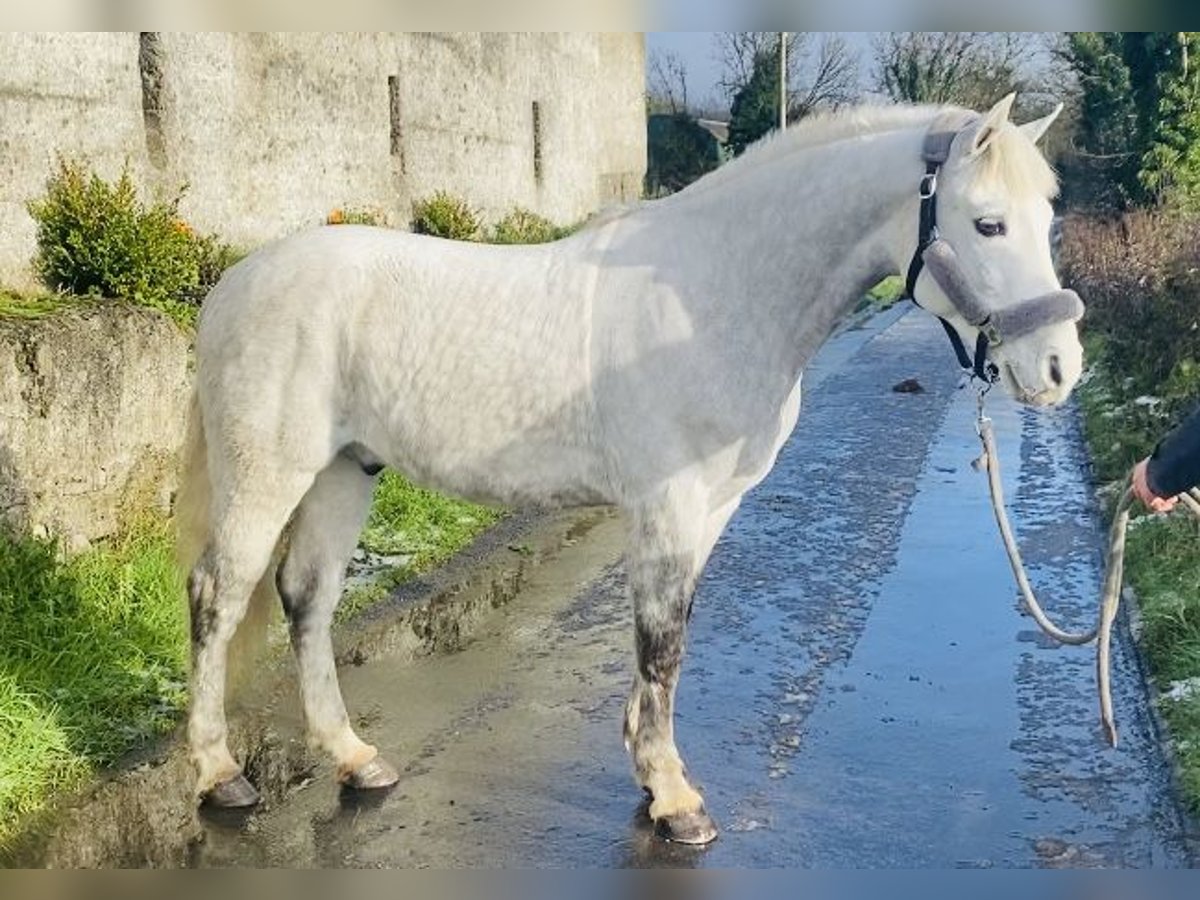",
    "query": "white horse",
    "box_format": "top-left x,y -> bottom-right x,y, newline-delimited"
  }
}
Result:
177,94 -> 1082,844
